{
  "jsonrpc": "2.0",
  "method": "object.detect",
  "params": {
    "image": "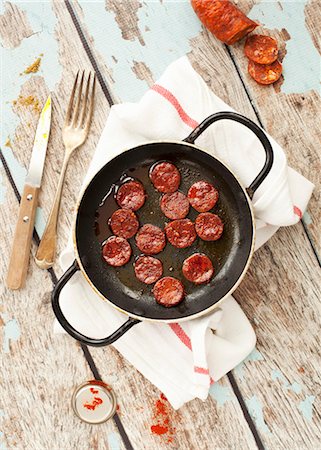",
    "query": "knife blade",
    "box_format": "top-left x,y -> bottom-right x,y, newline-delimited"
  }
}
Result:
25,95 -> 52,186
7,95 -> 52,290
